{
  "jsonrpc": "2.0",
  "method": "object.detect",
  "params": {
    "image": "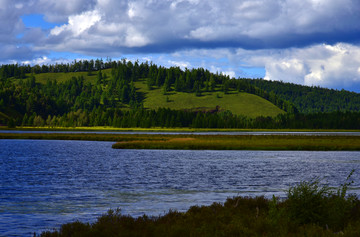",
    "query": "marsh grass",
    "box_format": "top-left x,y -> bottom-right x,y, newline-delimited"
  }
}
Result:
112,134 -> 360,151
39,172 -> 360,236
1,133 -> 360,150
